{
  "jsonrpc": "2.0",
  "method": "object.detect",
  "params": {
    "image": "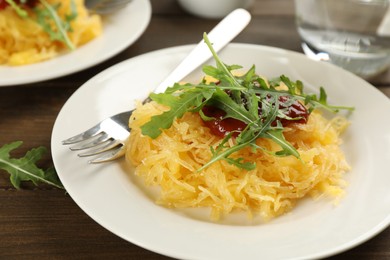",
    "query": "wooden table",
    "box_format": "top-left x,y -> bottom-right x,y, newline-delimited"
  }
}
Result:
1,0 -> 389,259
